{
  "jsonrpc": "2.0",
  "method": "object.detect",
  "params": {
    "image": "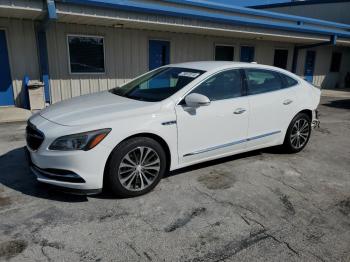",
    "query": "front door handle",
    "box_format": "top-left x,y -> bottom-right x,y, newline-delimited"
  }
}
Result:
234,108 -> 246,114
283,99 -> 293,105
